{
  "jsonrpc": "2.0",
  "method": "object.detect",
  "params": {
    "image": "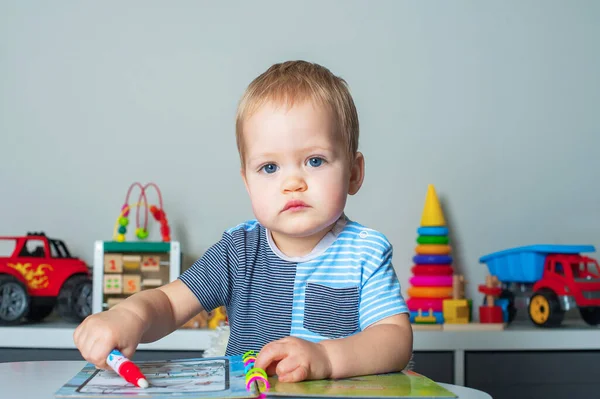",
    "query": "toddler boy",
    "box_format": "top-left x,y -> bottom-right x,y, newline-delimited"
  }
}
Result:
74,60 -> 412,383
